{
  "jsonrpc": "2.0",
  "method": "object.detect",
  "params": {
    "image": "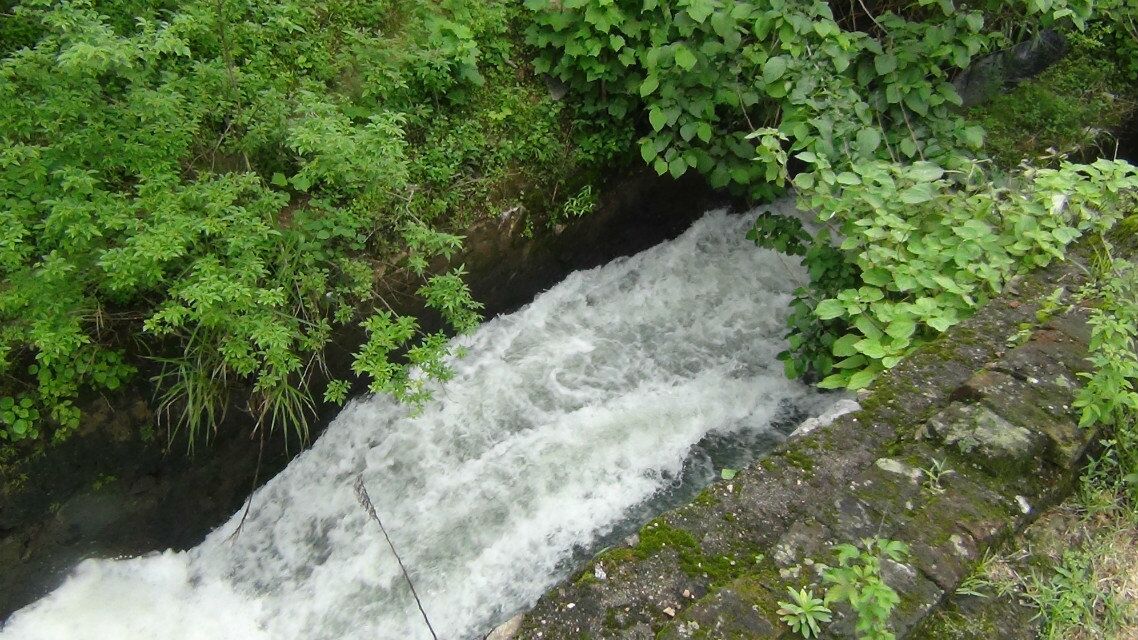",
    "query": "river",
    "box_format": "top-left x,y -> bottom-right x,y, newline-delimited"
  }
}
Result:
1,204 -> 835,640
